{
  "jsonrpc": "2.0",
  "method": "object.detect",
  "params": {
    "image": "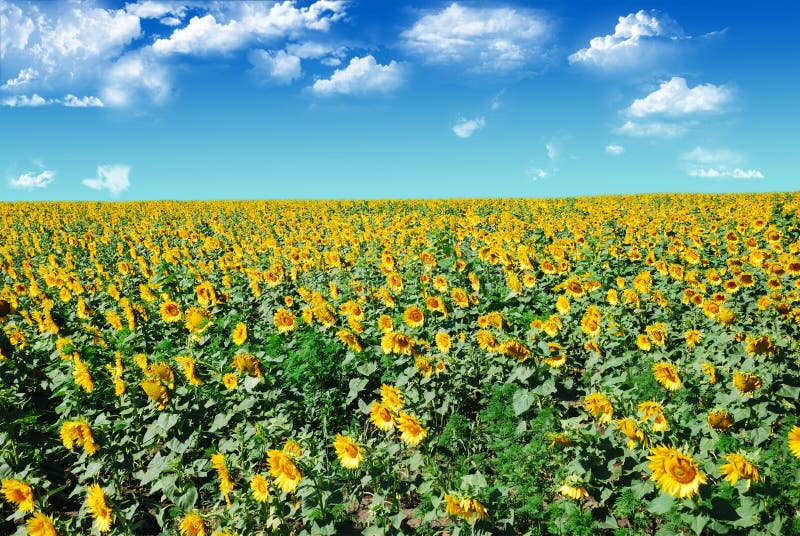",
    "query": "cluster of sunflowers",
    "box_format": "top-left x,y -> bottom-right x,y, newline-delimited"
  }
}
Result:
1,194 -> 800,534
